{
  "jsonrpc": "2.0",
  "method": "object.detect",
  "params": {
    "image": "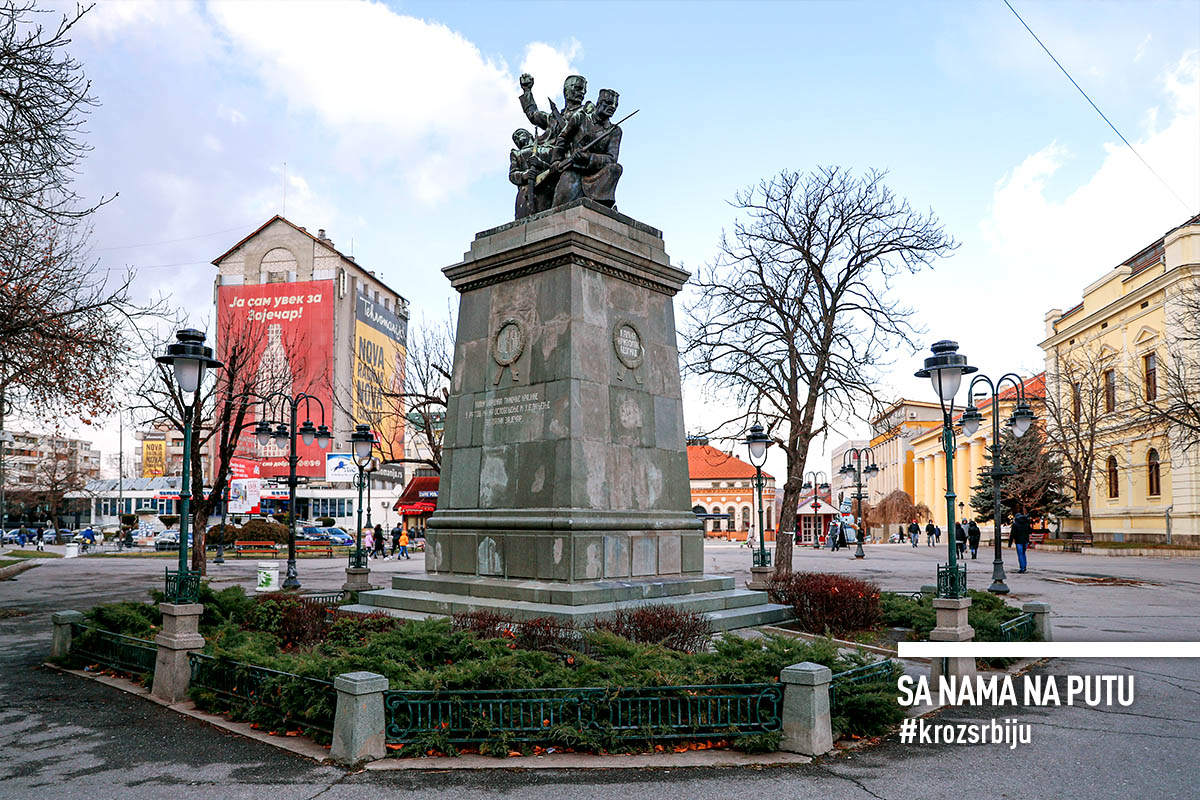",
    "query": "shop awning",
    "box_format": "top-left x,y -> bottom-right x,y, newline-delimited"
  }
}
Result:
399,502 -> 436,515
